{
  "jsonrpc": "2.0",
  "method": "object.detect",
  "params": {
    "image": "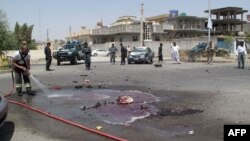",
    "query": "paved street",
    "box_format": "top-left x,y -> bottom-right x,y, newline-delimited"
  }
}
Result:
1,57 -> 250,141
